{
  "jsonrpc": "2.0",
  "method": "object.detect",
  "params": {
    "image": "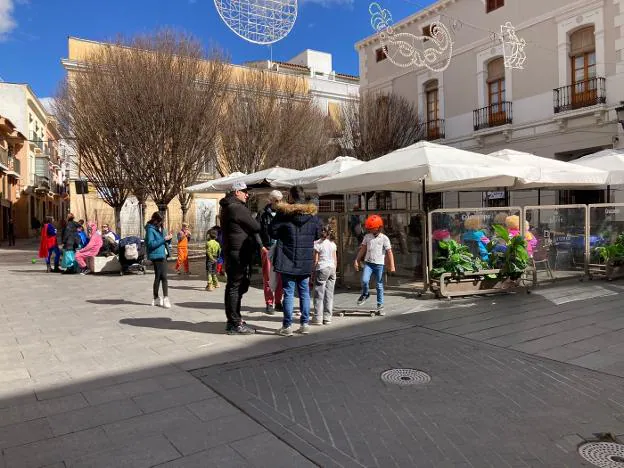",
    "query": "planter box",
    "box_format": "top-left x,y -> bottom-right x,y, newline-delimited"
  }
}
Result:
430,269 -> 522,299
588,262 -> 624,281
